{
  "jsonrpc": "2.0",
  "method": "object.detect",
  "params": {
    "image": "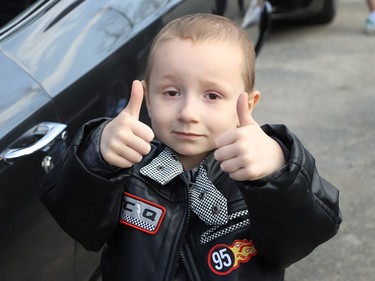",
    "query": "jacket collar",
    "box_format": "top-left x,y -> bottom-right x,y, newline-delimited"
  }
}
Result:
140,147 -> 183,185
140,147 -> 228,226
